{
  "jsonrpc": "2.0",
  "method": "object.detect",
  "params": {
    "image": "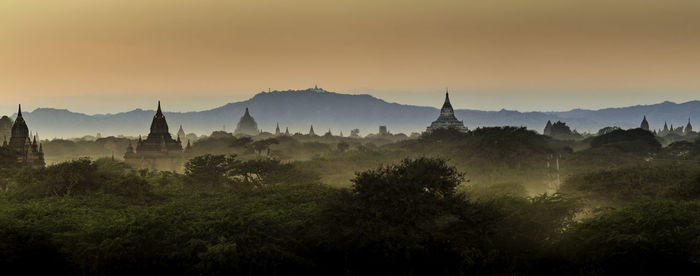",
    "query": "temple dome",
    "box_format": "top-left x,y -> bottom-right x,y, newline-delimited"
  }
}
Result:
234,108 -> 259,136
